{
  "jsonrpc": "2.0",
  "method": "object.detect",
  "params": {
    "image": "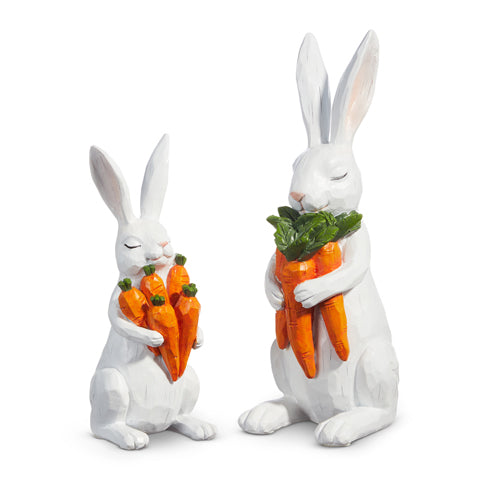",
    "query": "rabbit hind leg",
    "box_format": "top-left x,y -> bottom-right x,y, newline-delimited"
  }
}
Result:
169,367 -> 216,440
238,342 -> 309,435
90,368 -> 149,450
315,341 -> 399,447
